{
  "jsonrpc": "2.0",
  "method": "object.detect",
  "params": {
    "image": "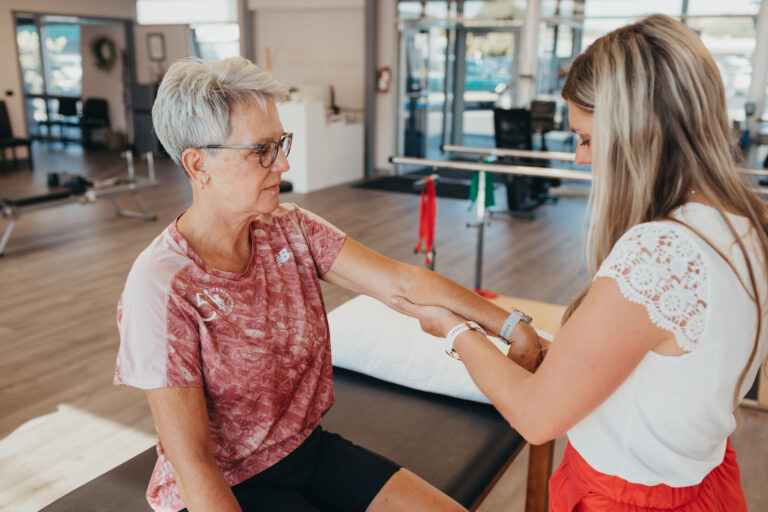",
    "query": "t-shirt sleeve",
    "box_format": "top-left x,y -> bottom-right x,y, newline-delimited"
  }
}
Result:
294,206 -> 347,276
595,222 -> 710,352
114,258 -> 203,389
